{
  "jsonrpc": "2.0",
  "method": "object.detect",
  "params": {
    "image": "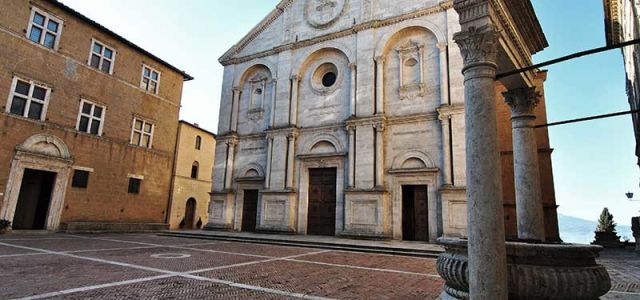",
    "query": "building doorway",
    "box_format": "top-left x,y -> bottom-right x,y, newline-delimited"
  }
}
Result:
241,189 -> 259,232
307,168 -> 337,236
183,198 -> 197,229
12,169 -> 57,230
402,185 -> 429,241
